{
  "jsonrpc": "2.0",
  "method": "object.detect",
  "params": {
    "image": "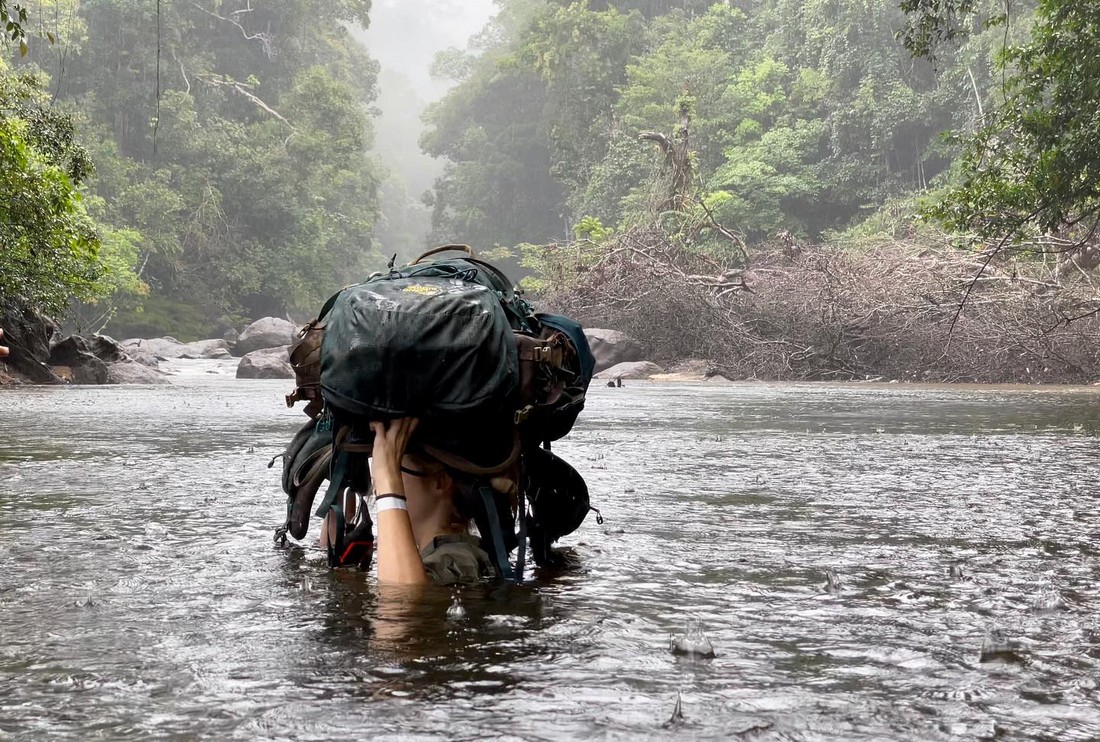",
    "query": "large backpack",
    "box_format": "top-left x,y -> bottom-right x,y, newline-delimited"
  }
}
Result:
274,245 -> 596,578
